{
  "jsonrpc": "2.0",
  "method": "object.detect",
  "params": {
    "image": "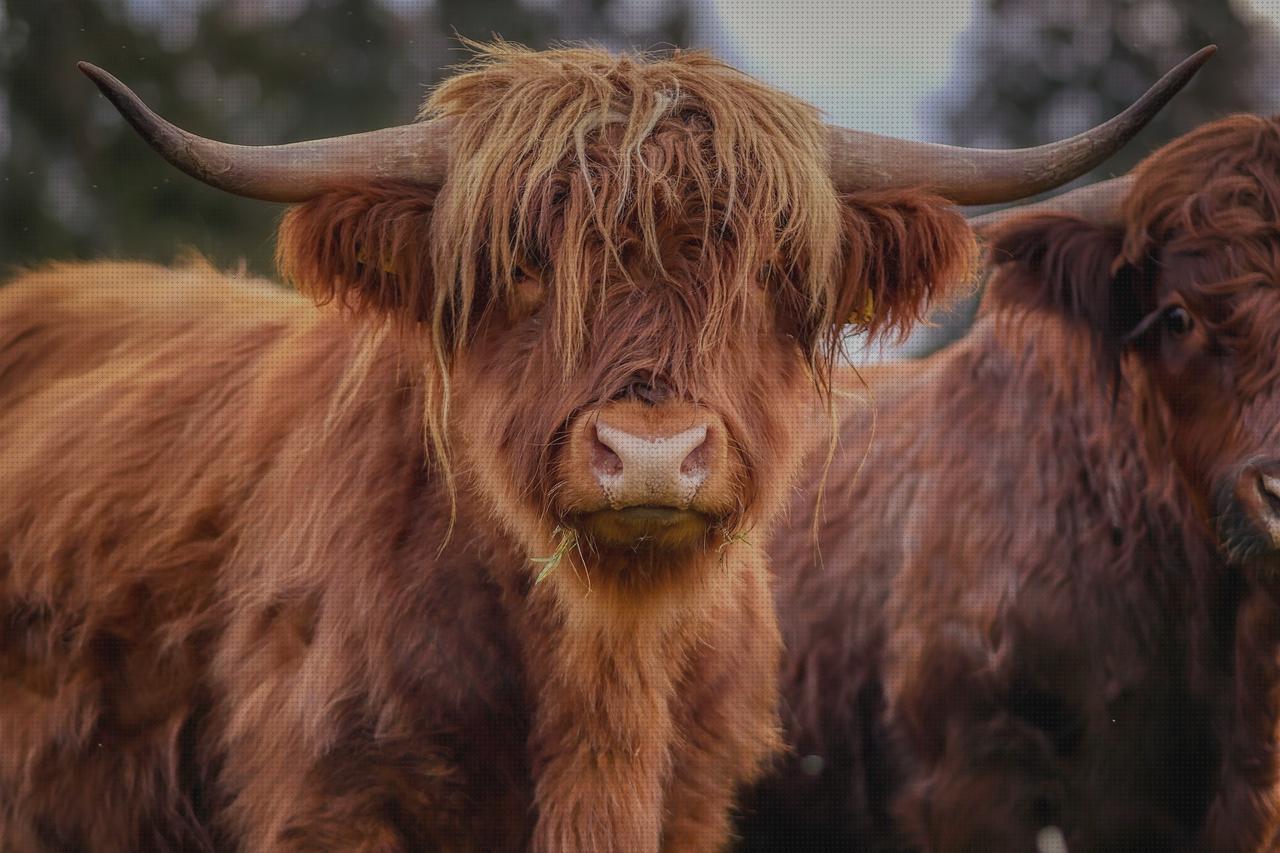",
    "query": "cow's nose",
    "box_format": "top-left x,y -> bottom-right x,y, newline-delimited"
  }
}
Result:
591,420 -> 712,508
